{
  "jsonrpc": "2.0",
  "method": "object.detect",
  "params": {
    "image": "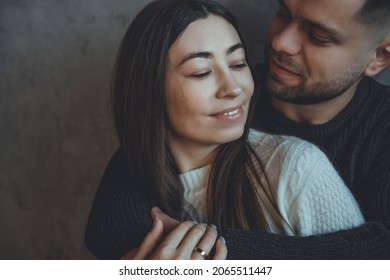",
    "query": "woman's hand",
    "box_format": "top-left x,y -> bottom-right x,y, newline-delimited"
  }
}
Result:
124,218 -> 227,260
